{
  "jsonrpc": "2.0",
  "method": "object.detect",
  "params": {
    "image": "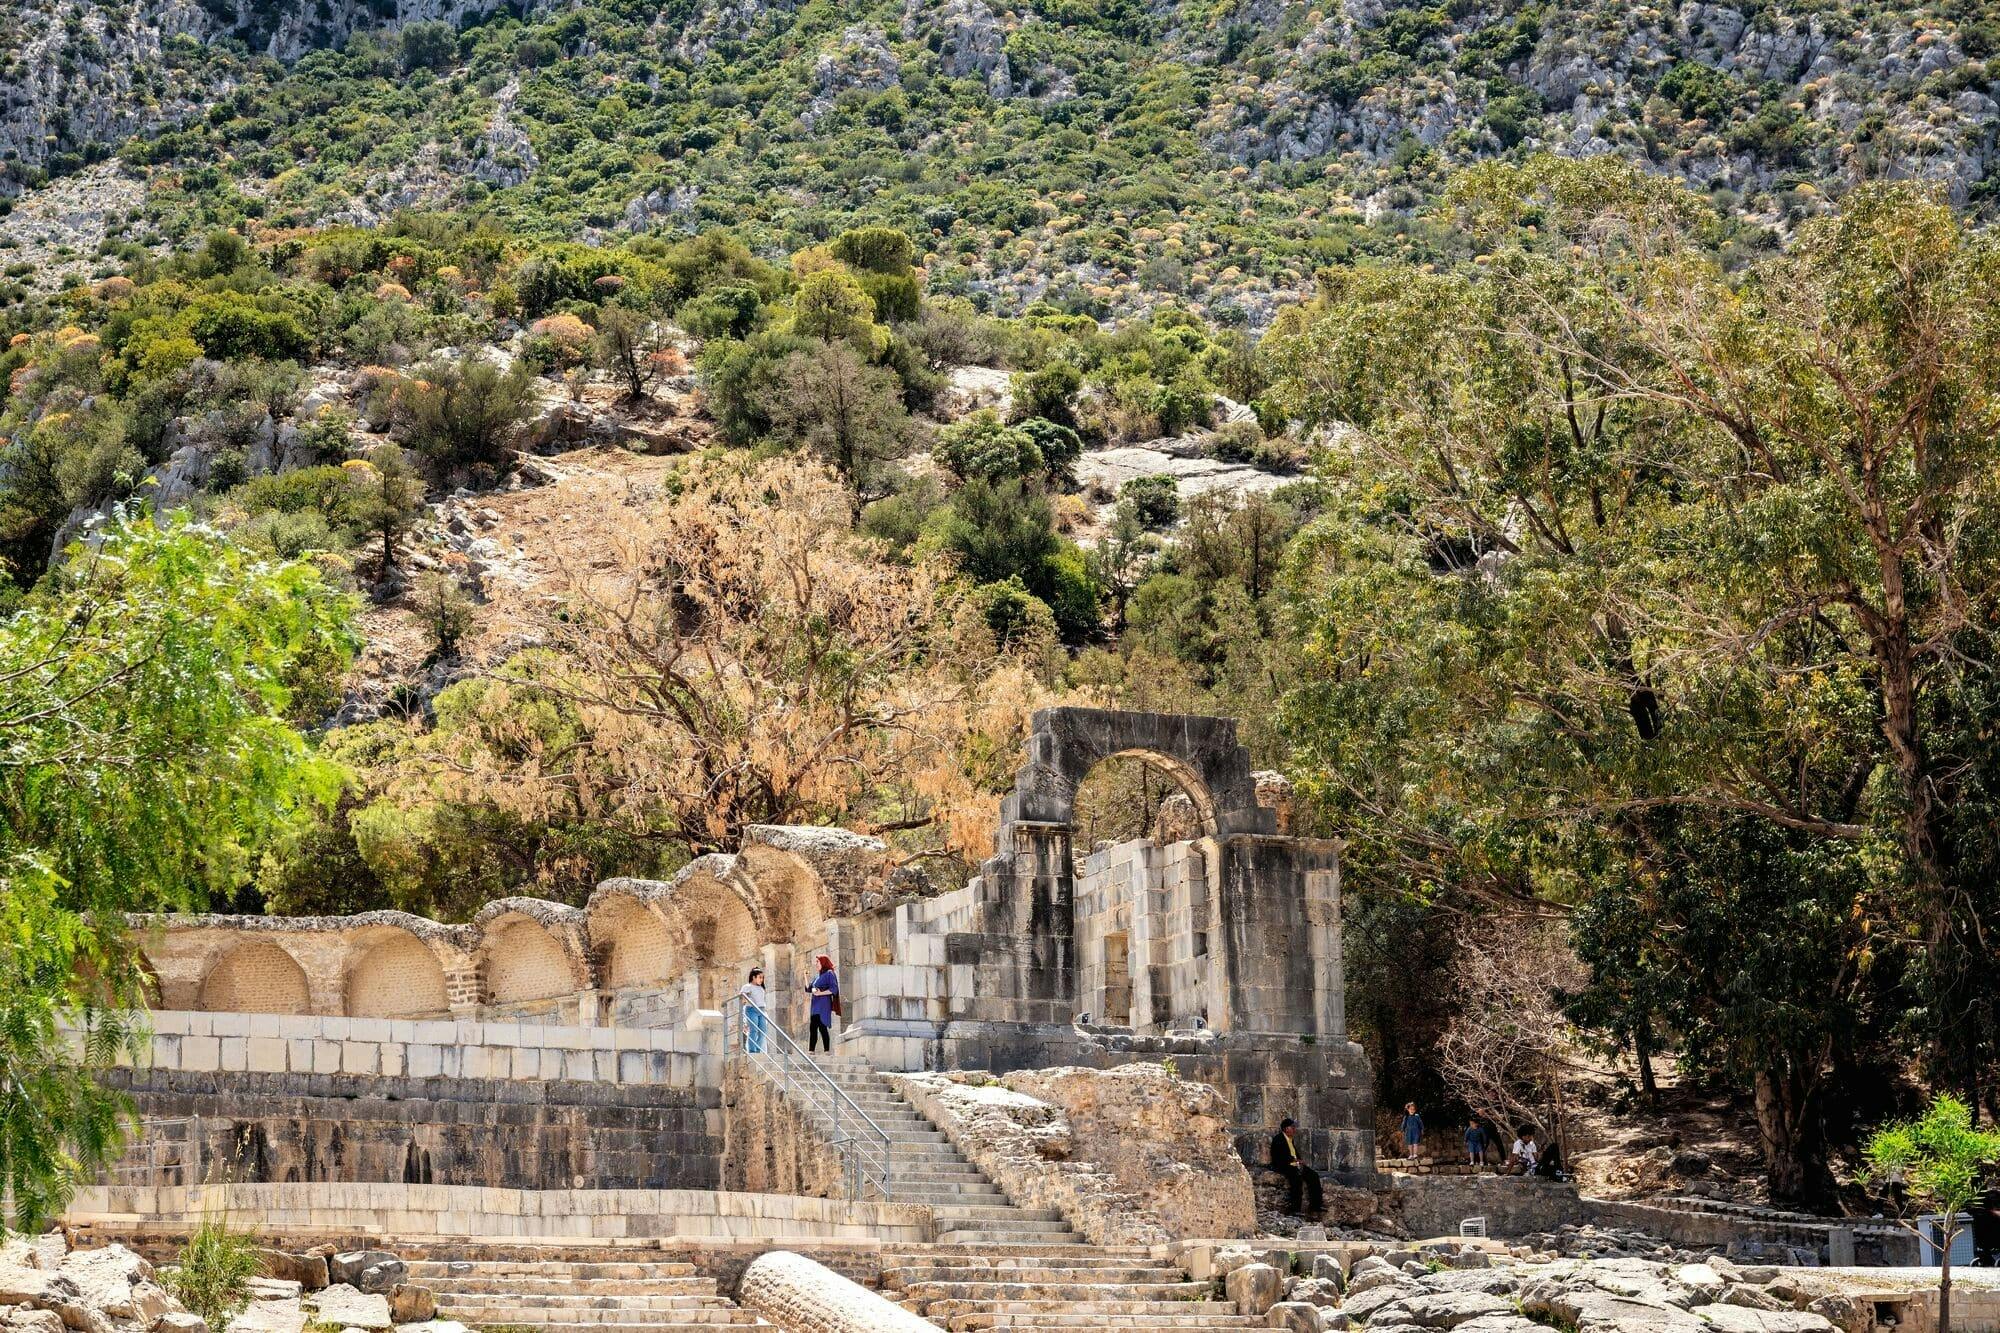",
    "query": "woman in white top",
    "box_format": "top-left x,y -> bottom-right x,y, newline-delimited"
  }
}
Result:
739,967 -> 769,1054
1510,1129 -> 1539,1175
